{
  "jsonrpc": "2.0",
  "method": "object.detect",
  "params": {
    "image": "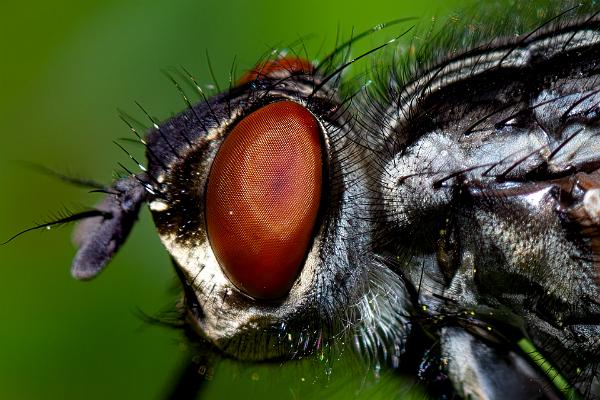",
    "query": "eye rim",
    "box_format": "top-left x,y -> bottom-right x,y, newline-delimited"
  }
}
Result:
203,99 -> 329,301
